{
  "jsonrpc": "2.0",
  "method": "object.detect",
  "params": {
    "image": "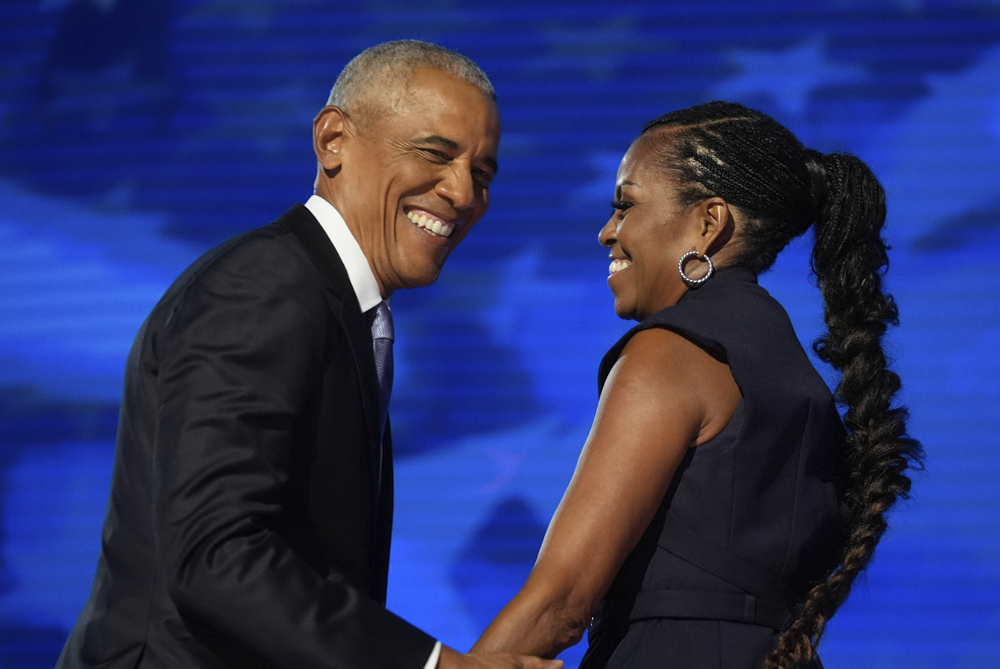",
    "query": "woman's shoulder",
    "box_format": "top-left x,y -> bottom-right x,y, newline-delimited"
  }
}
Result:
597,267 -> 794,392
